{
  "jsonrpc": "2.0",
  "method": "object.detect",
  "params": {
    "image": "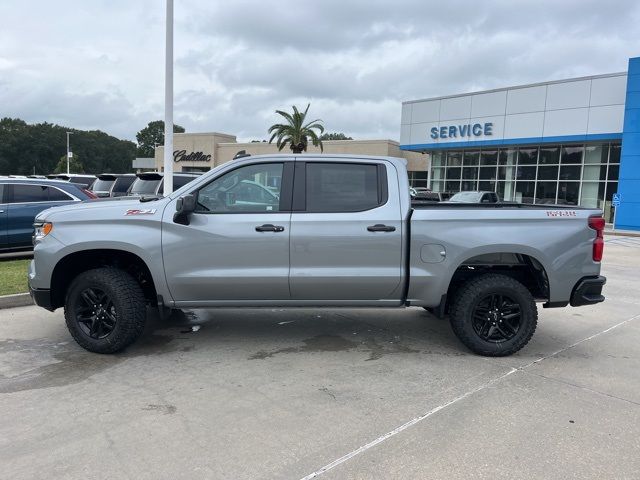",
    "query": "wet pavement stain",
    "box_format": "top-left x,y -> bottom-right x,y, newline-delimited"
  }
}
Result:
248,334 -> 419,361
249,334 -> 357,359
142,404 -> 177,415
0,334 -> 177,394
